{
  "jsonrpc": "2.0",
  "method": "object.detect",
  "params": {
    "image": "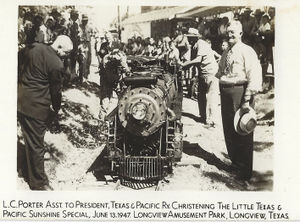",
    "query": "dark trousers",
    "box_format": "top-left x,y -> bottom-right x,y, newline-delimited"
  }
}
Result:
99,71 -> 114,102
78,54 -> 88,81
219,84 -> 254,179
17,112 -> 48,190
70,48 -> 78,75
